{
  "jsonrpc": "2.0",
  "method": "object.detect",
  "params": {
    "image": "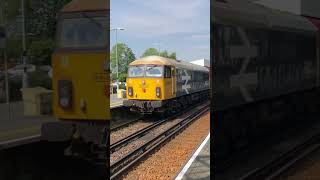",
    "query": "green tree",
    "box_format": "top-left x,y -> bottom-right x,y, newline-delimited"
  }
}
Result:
141,48 -> 159,57
28,0 -> 72,38
141,48 -> 177,59
0,0 -> 71,64
118,73 -> 127,82
159,50 -> 168,58
110,43 -> 136,81
27,39 -> 54,65
169,52 -> 176,59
